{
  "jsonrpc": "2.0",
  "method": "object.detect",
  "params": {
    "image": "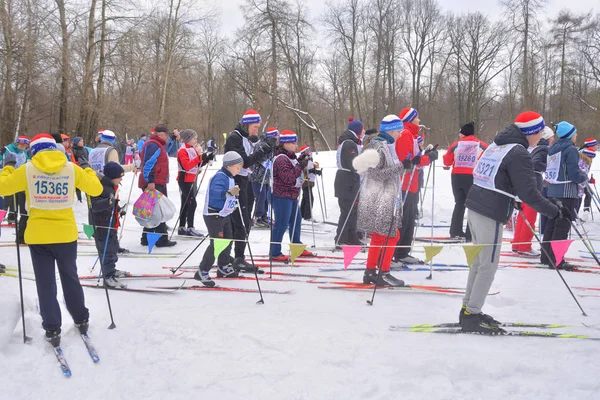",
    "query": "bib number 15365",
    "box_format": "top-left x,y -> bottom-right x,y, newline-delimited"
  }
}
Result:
34,180 -> 69,196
